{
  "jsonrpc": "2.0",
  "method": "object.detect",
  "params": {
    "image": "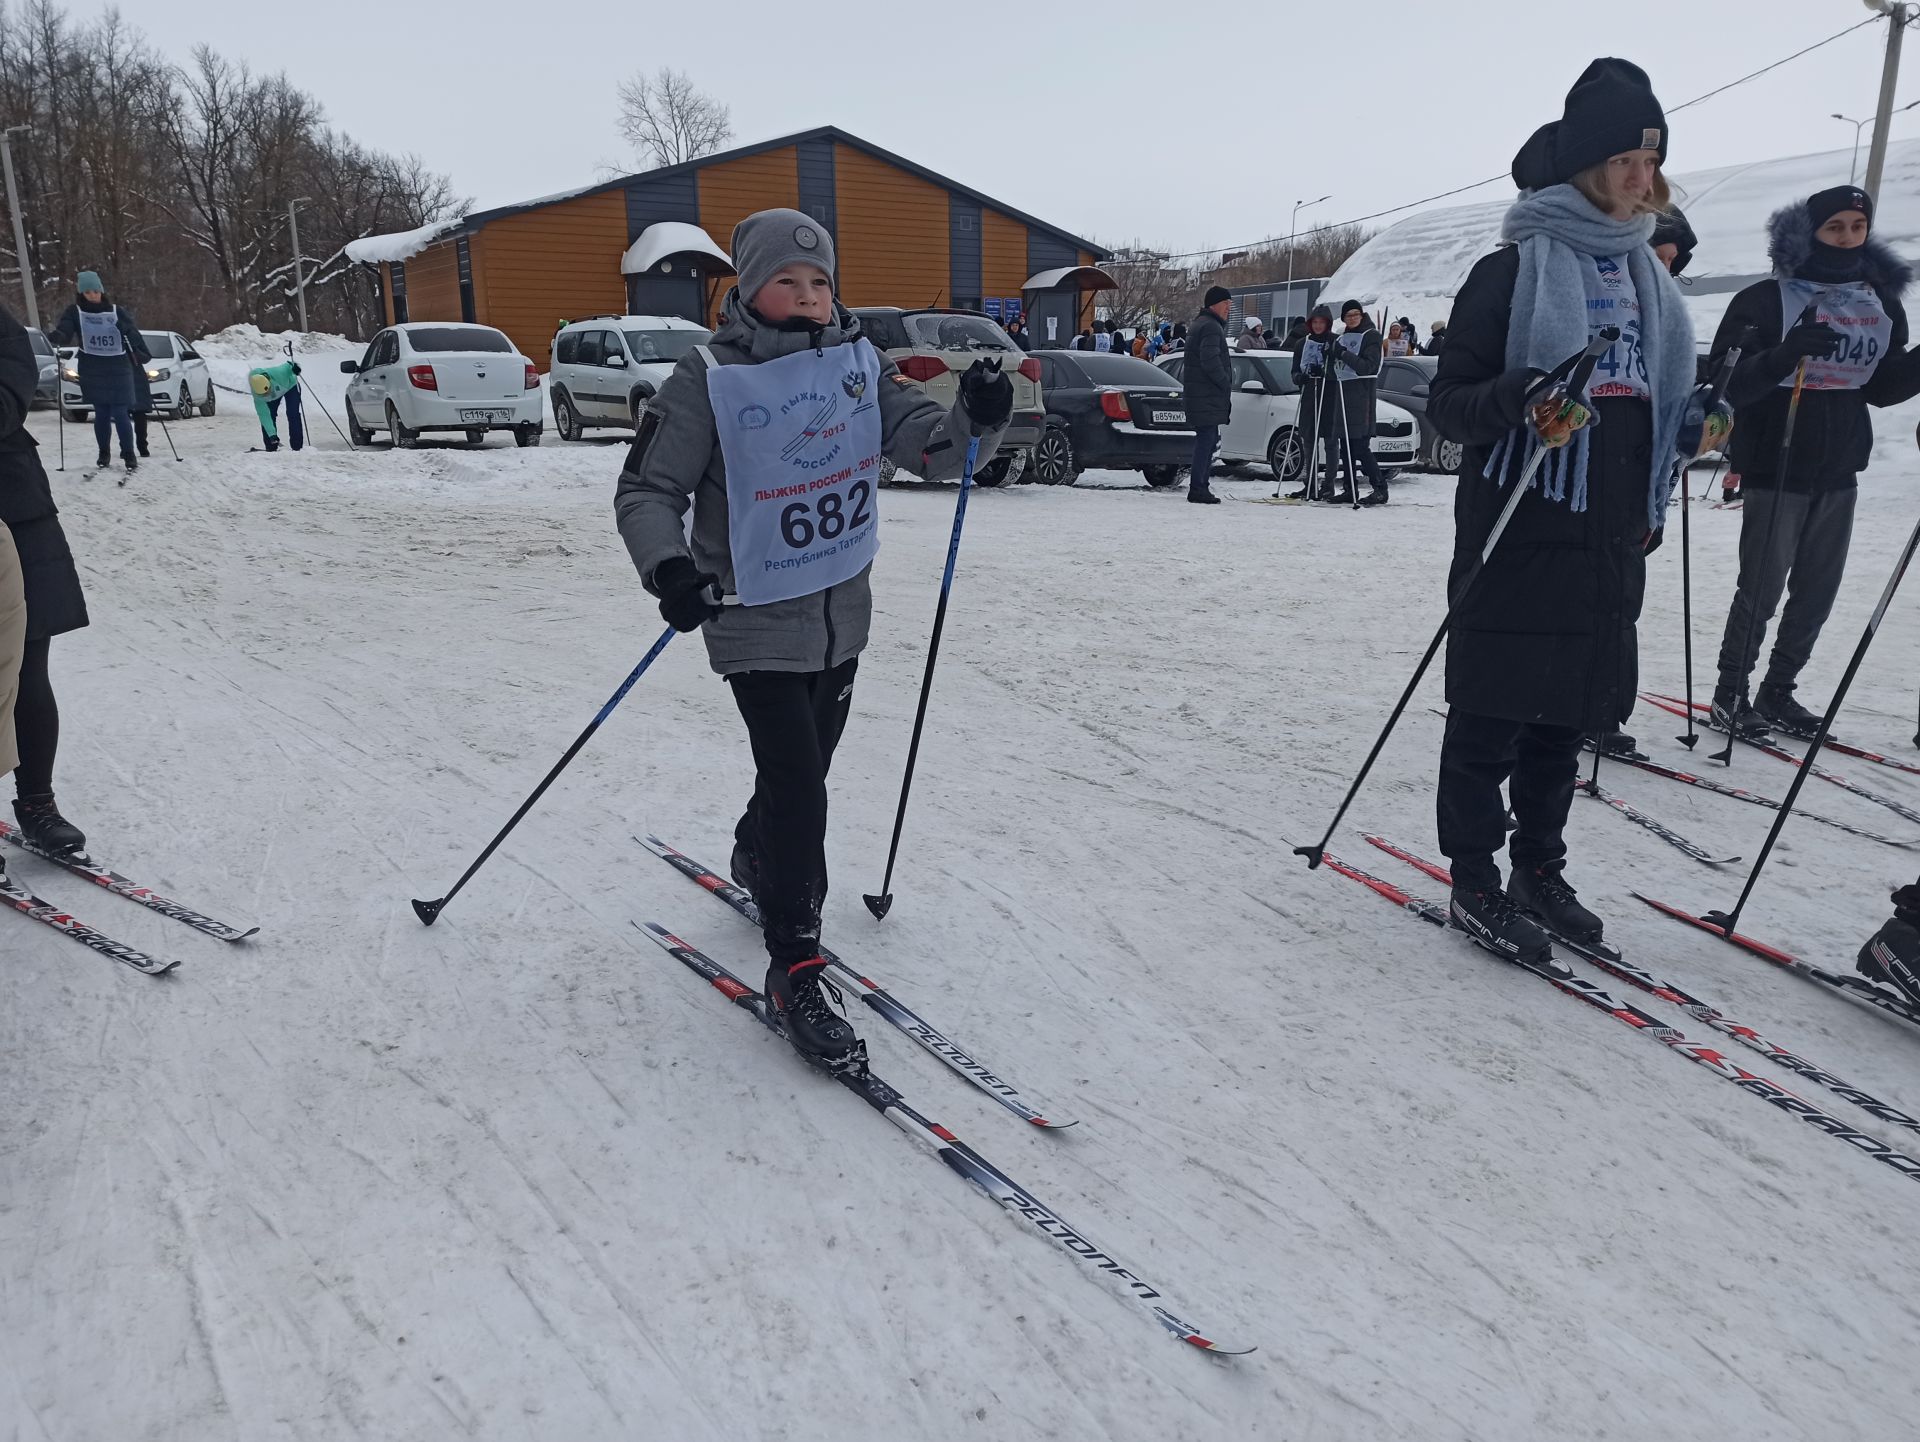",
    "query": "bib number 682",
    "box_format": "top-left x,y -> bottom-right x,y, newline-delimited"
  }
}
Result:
780,480 -> 872,549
